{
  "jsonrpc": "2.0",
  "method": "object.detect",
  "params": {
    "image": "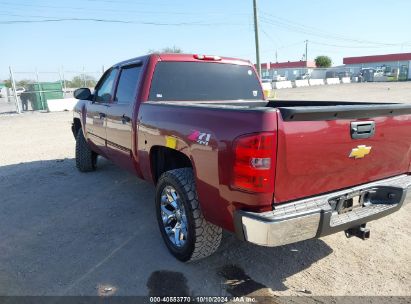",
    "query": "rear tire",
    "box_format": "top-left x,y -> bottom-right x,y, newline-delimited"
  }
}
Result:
75,129 -> 97,172
155,168 -> 222,262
